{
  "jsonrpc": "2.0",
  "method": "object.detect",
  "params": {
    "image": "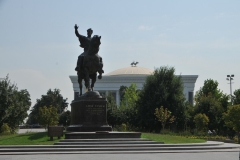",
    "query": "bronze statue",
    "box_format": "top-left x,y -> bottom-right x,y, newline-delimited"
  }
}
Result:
74,24 -> 104,96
